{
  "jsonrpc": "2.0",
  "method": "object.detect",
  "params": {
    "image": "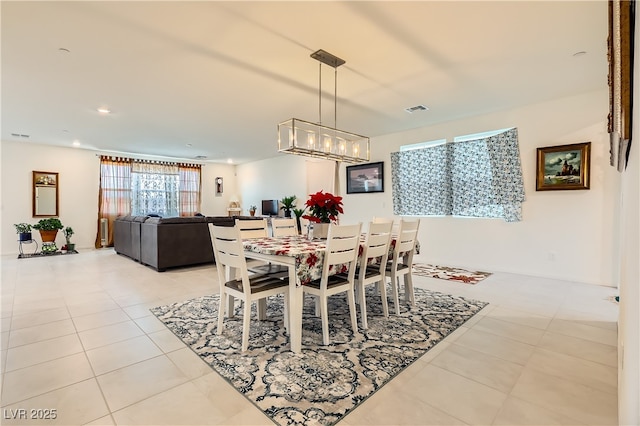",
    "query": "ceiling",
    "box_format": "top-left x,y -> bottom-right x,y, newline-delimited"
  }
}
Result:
1,1 -> 607,164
